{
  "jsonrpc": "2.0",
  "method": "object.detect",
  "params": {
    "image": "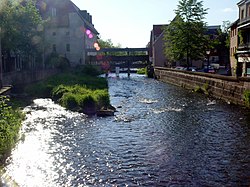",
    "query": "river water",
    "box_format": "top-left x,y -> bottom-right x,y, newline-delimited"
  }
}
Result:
2,73 -> 250,186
